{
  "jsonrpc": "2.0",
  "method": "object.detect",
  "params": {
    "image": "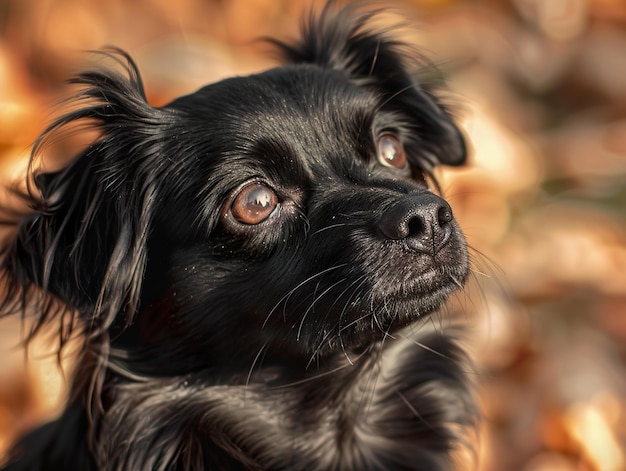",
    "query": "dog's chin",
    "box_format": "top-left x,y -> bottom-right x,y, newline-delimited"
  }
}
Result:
305,267 -> 467,356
